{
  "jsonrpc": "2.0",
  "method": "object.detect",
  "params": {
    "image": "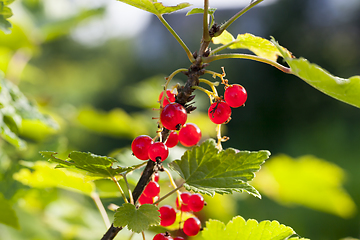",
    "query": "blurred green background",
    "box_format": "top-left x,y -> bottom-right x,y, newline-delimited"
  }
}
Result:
1,0 -> 360,239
